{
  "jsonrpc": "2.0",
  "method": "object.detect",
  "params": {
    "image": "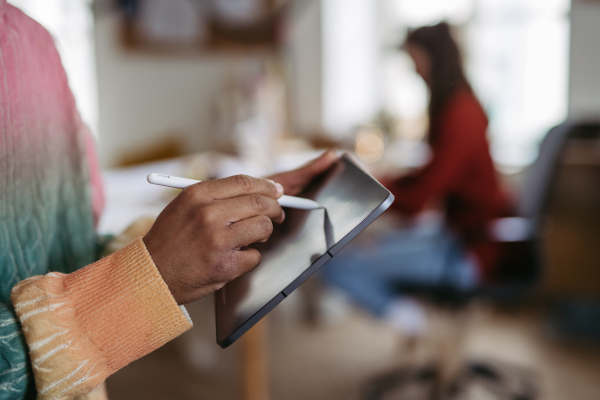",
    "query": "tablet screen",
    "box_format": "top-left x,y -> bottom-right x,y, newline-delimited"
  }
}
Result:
215,154 -> 393,347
